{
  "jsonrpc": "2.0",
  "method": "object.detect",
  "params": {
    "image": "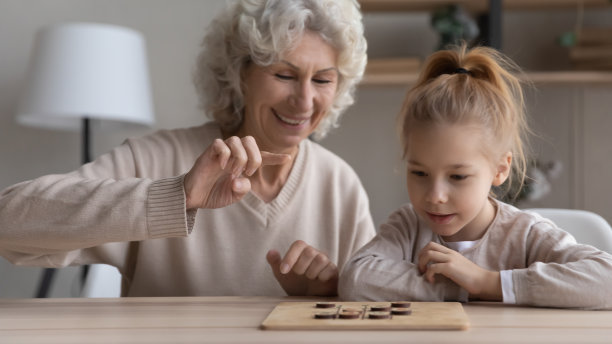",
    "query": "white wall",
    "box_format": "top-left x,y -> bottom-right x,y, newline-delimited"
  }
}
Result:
0,0 -> 225,297
1,1 -> 611,297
